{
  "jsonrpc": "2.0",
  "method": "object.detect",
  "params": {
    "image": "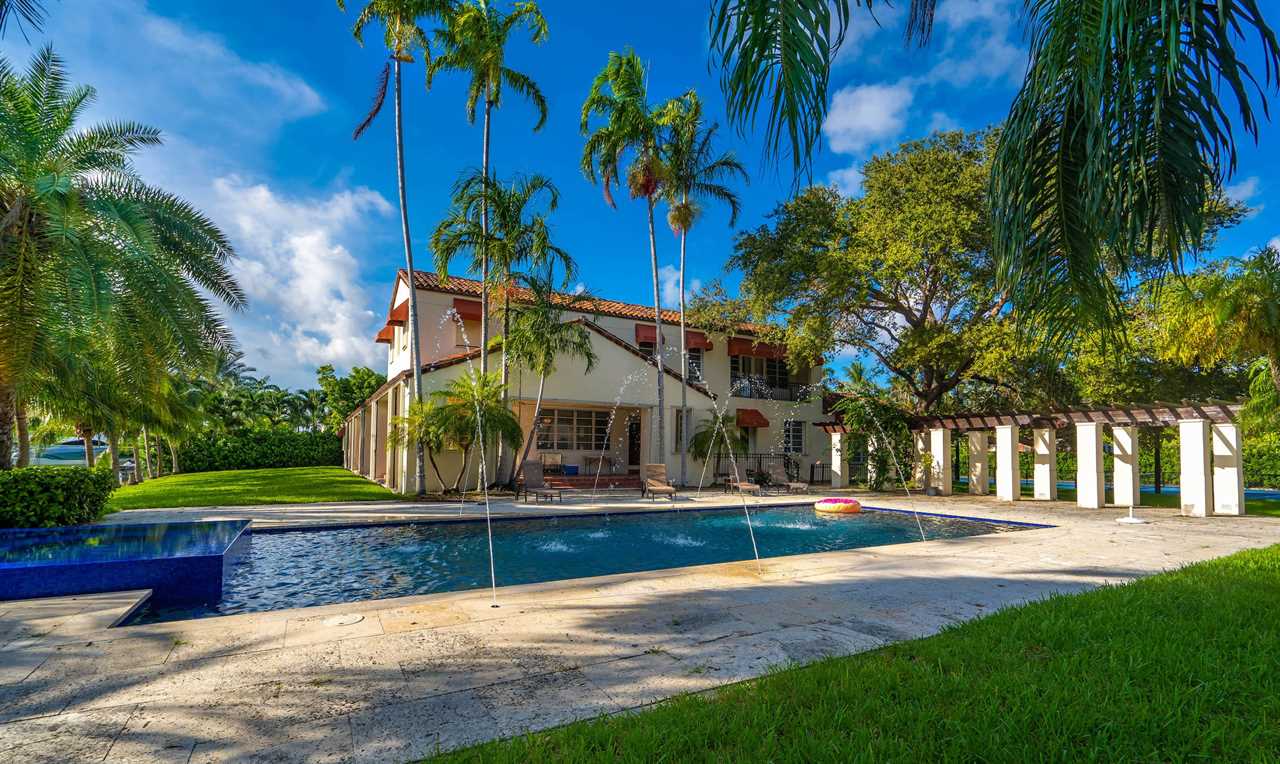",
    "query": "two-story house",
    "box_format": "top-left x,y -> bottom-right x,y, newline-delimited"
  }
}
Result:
342,269 -> 828,493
